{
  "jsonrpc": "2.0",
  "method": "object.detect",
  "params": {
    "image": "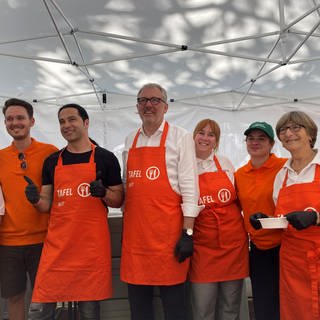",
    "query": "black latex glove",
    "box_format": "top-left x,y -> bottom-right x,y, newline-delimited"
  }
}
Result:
89,171 -> 106,198
24,176 -> 40,204
286,211 -> 317,230
250,212 -> 269,230
174,230 -> 193,263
